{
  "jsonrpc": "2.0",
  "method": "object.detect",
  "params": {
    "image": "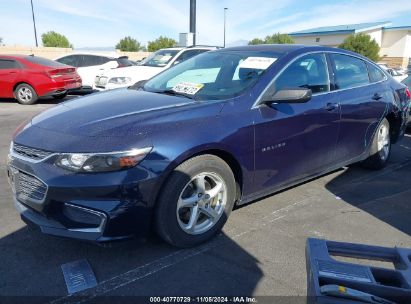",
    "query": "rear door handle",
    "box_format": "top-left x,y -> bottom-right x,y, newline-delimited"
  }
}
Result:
325,103 -> 339,111
372,93 -> 383,101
